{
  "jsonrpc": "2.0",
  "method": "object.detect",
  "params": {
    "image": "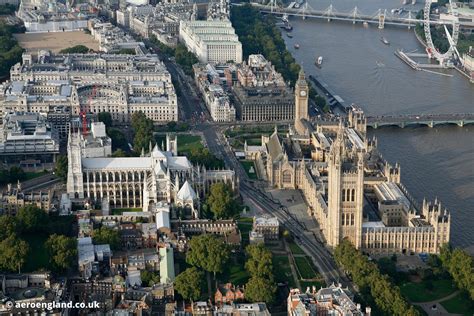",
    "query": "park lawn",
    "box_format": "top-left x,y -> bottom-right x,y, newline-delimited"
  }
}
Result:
178,134 -> 203,153
219,255 -> 250,285
240,160 -> 258,180
294,256 -> 318,279
22,234 -> 50,272
440,292 -> 474,316
288,241 -> 305,255
399,278 -> 456,302
112,208 -> 142,215
153,134 -> 203,153
273,255 -> 296,288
